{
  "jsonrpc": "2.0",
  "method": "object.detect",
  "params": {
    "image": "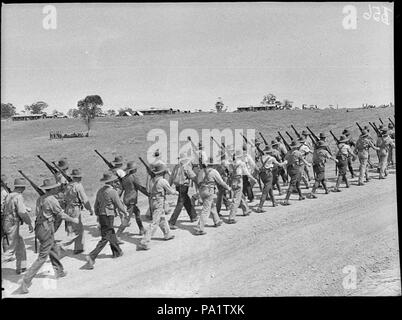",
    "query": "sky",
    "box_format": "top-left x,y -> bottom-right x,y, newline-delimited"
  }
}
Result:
1,2 -> 394,113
